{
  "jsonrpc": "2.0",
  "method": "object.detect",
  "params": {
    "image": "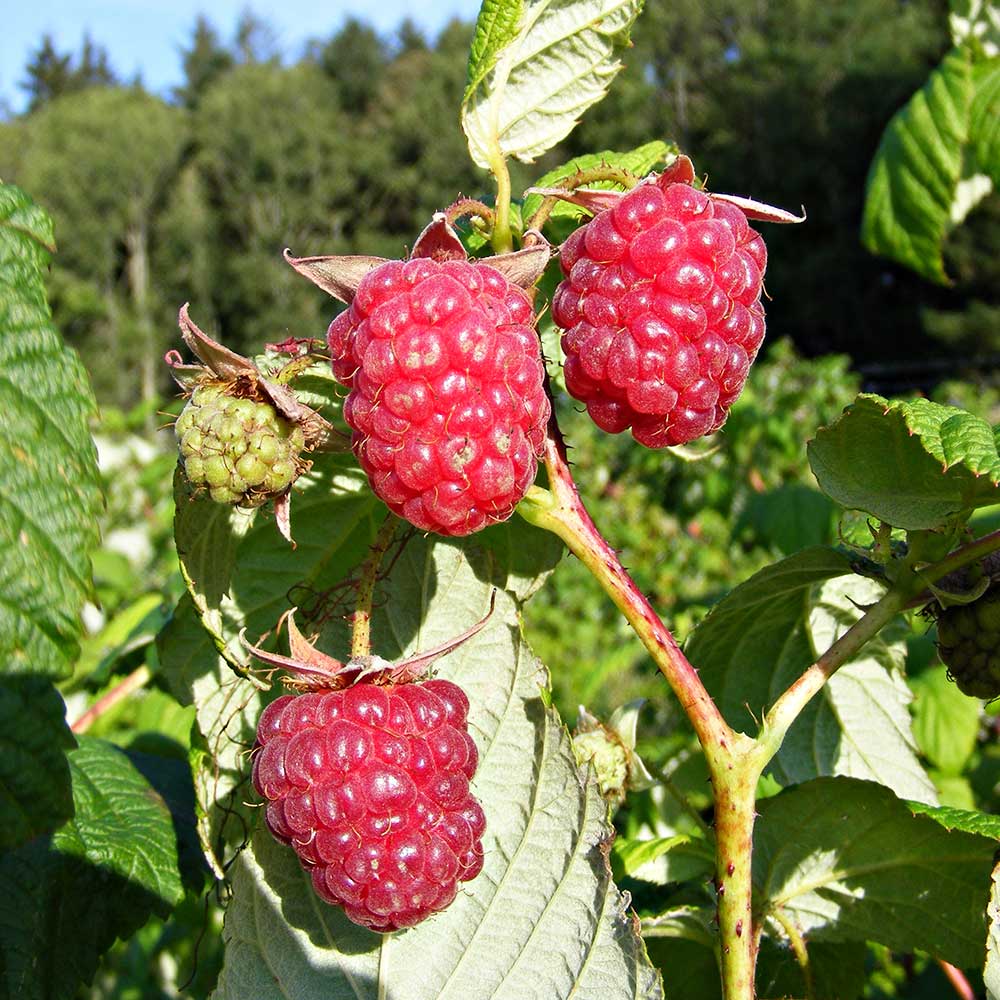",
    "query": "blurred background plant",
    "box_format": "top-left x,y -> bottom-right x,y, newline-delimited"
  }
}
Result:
3,1 -> 999,996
